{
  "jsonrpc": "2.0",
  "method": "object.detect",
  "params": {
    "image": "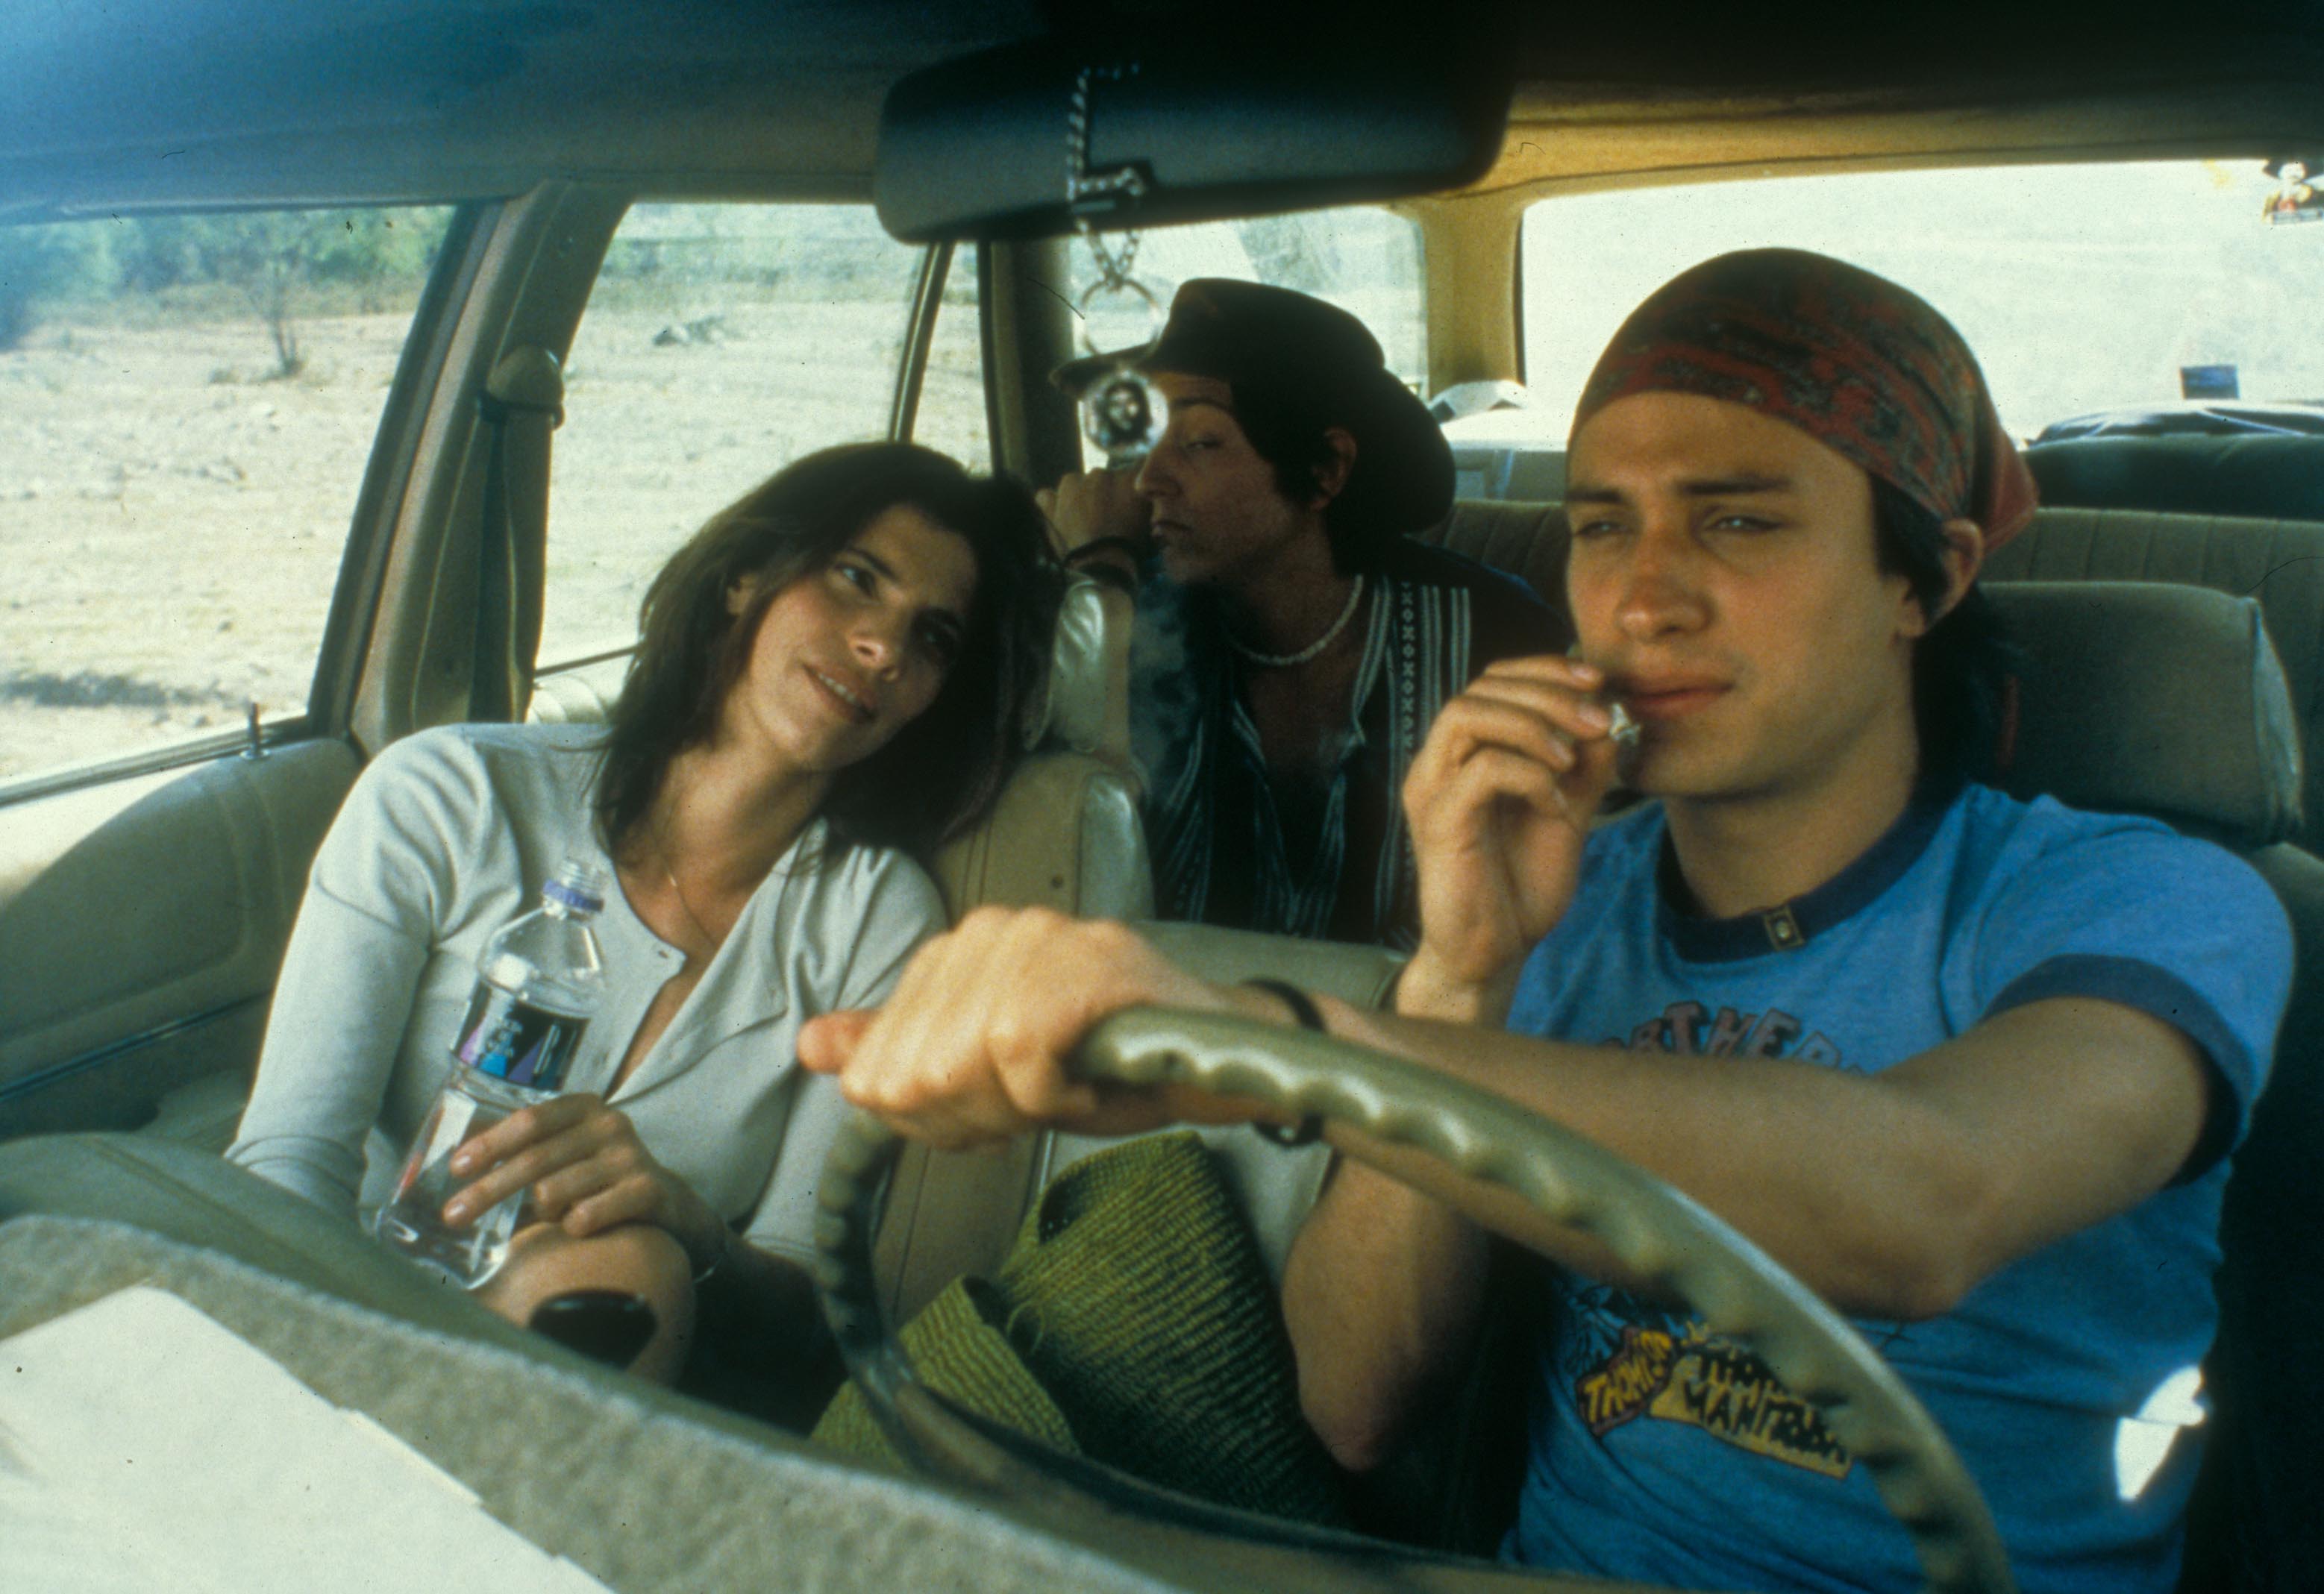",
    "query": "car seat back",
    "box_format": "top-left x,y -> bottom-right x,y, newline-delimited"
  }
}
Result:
2023,432 -> 2324,524
1988,580 -> 2320,1594
821,575 -> 1170,1323
1420,498 -> 1570,610
1984,506 -> 2324,841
